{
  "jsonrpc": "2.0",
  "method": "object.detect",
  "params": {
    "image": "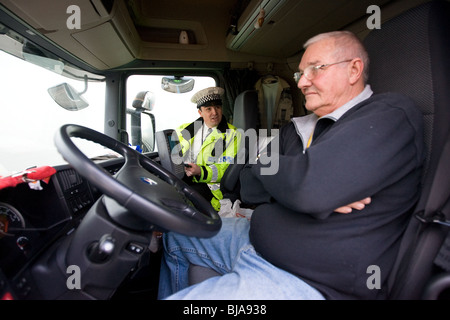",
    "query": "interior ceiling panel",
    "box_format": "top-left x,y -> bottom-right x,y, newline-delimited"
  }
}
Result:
0,0 -> 433,69
230,0 -> 392,58
128,0 -> 241,23
125,0 -> 404,60
0,0 -> 108,31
